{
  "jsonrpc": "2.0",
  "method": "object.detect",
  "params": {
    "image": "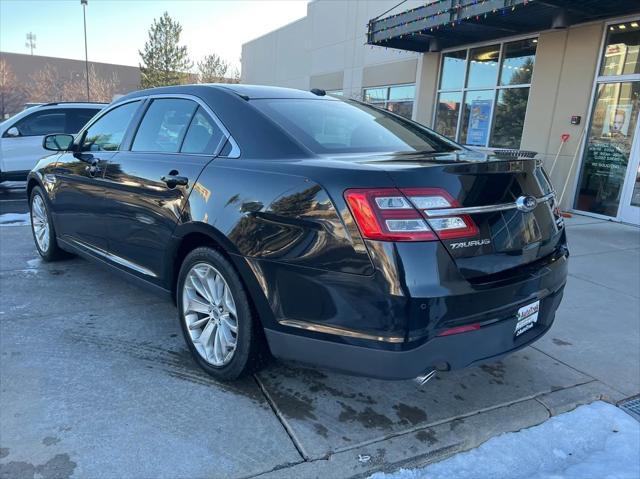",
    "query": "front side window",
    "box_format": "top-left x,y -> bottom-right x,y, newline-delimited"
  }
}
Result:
81,101 -> 140,152
12,109 -> 66,137
362,84 -> 415,119
434,38 -> 538,149
253,98 -> 459,155
132,99 -> 197,153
